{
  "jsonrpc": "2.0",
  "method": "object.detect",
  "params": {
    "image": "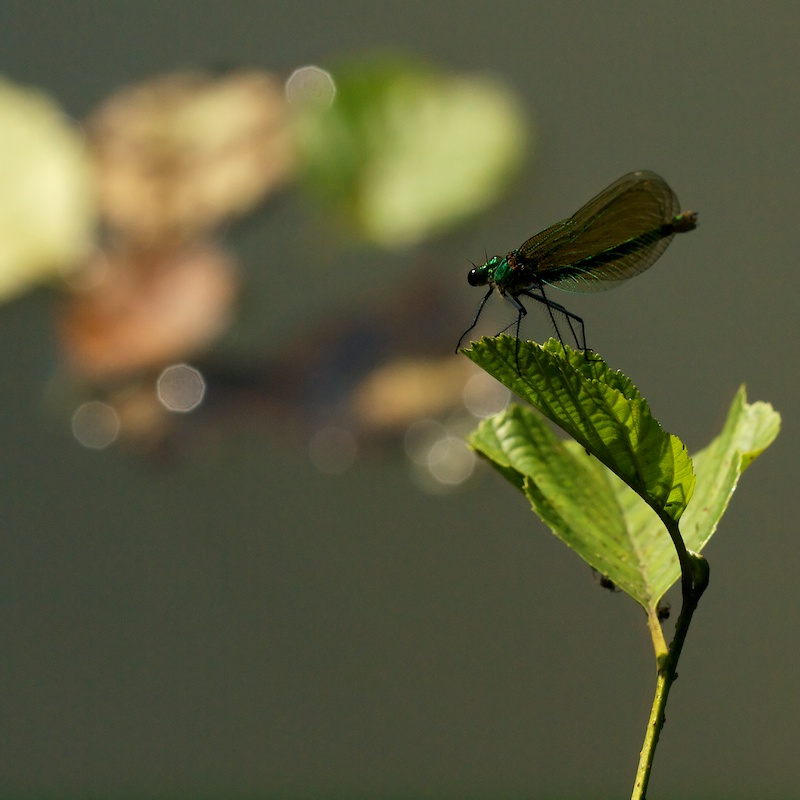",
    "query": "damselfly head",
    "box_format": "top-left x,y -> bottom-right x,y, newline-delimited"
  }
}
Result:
467,256 -> 502,287
467,263 -> 490,287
